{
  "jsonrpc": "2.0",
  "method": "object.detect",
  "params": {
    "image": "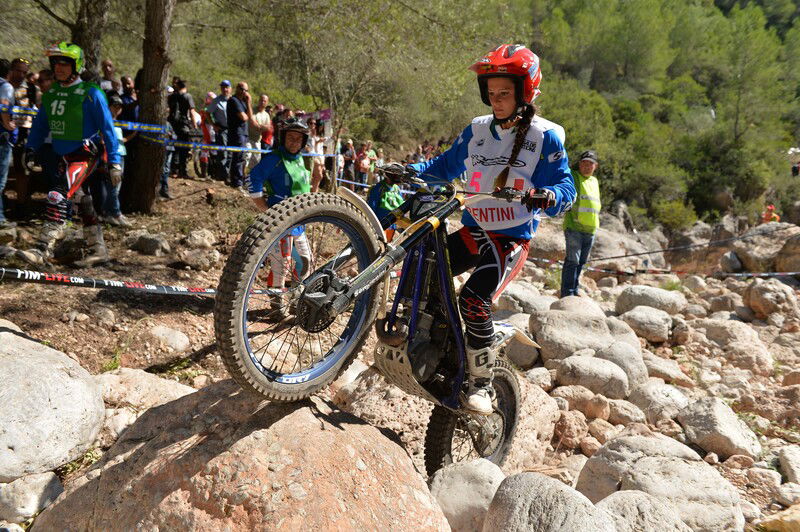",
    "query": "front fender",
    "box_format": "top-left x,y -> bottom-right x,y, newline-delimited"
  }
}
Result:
337,187 -> 387,246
